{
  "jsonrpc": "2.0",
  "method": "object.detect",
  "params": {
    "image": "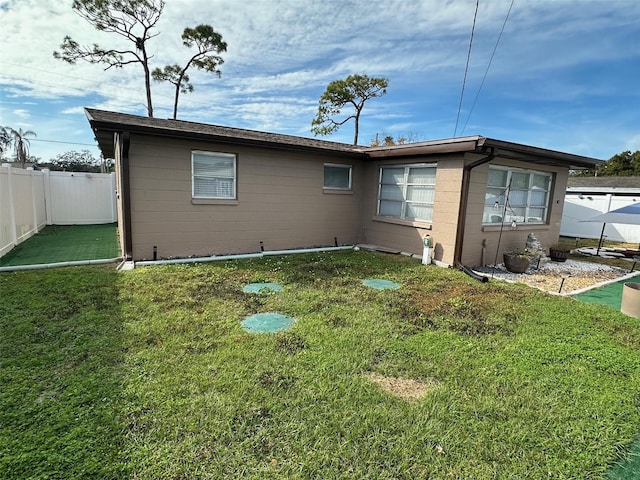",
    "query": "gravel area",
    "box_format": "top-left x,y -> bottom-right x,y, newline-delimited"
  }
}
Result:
473,259 -> 639,295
